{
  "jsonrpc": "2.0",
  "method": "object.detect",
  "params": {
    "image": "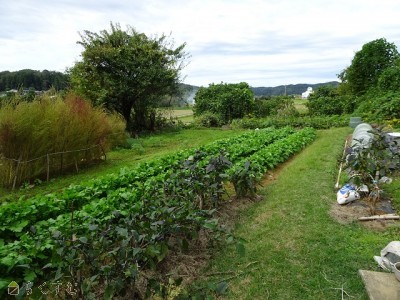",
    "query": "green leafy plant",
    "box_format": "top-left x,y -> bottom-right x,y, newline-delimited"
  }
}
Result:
194,112 -> 223,127
230,161 -> 259,198
346,127 -> 400,213
0,126 -> 317,296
